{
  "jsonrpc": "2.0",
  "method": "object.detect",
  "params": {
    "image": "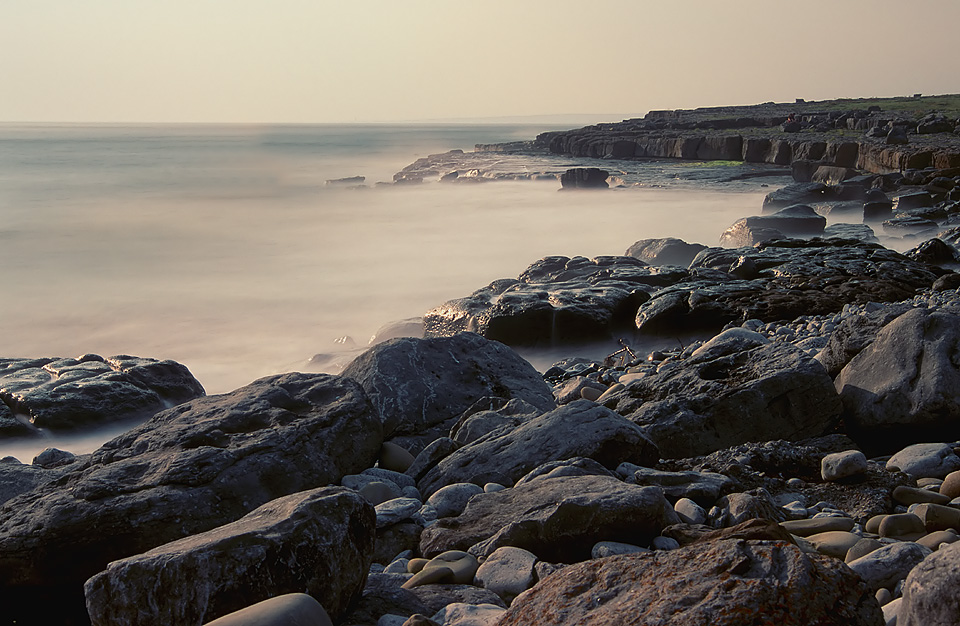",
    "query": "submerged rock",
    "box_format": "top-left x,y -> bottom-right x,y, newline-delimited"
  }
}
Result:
0,354 -> 204,433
